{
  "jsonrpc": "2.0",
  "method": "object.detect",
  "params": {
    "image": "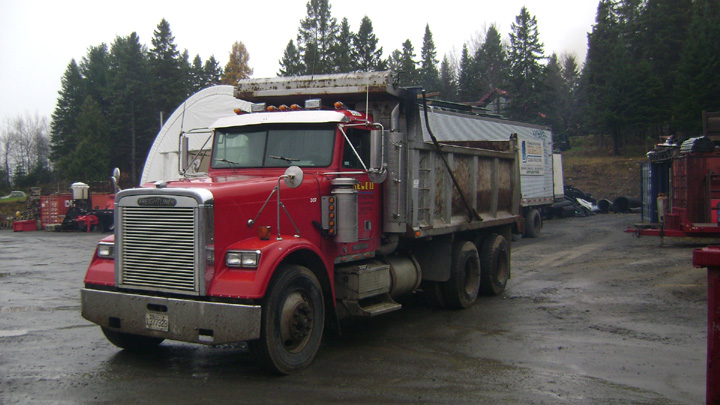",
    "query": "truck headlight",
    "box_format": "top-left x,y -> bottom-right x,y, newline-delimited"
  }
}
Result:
97,242 -> 115,259
226,250 -> 261,268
